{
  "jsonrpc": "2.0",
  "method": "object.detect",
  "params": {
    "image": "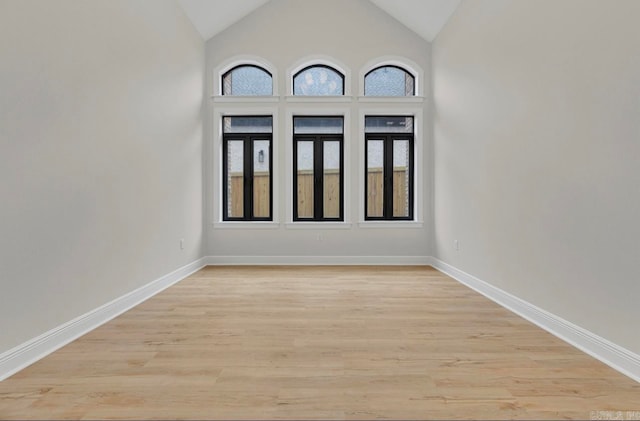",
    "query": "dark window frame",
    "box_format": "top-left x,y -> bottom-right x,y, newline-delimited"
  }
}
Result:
364,65 -> 416,96
222,116 -> 273,221
292,64 -> 345,96
364,124 -> 415,221
292,117 -> 345,222
221,64 -> 273,96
